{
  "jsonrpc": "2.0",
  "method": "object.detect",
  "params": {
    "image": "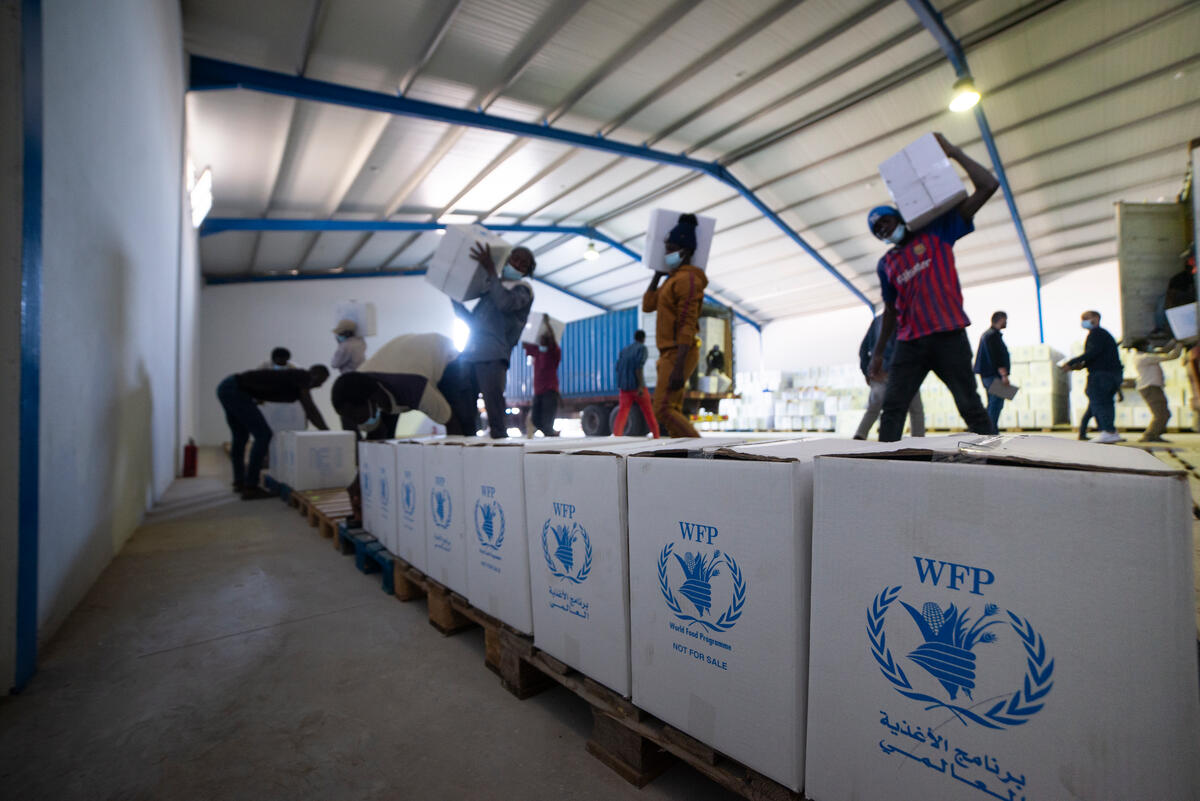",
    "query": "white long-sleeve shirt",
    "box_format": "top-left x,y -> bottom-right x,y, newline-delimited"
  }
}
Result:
331,336 -> 367,374
1133,344 -> 1182,390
